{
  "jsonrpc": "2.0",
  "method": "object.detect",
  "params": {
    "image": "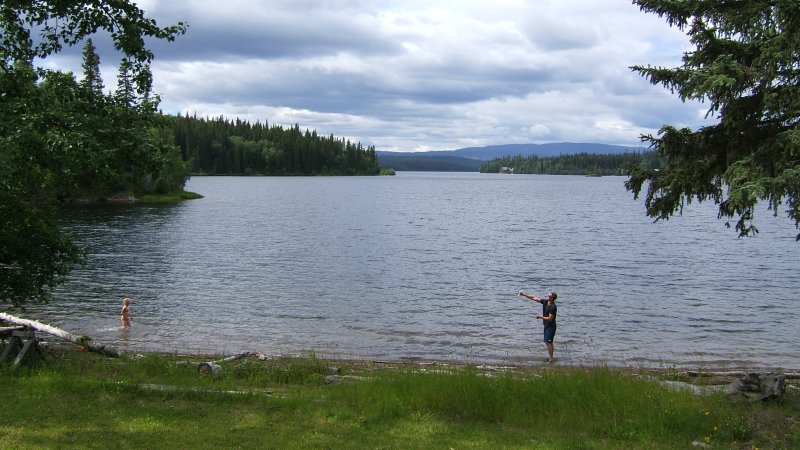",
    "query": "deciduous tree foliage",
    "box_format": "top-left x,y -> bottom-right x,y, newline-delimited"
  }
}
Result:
1,1 -> 186,306
624,0 -> 800,239
0,64 -> 84,307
